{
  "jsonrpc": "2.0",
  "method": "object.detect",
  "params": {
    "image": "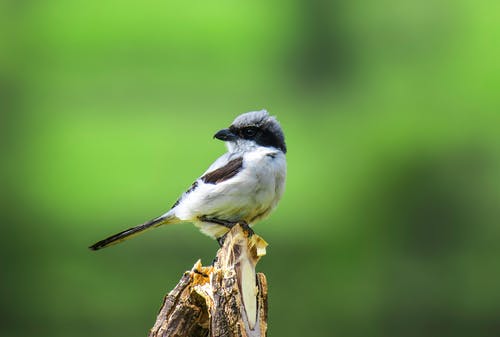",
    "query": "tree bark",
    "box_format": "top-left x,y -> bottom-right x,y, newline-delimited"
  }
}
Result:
149,225 -> 268,337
